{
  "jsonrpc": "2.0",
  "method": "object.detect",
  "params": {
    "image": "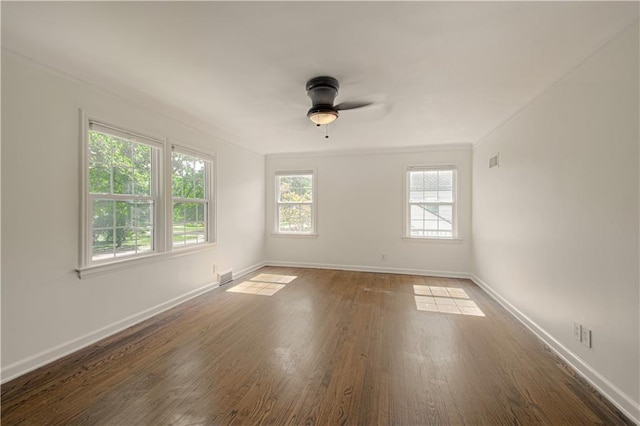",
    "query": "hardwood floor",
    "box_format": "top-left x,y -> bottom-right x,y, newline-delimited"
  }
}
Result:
1,267 -> 632,425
